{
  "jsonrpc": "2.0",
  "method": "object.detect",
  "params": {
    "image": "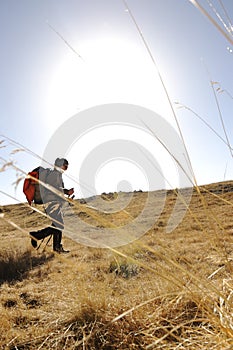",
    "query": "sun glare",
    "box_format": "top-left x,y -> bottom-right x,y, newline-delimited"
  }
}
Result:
46,36 -> 171,127
45,35 -> 177,196
64,124 -> 179,198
